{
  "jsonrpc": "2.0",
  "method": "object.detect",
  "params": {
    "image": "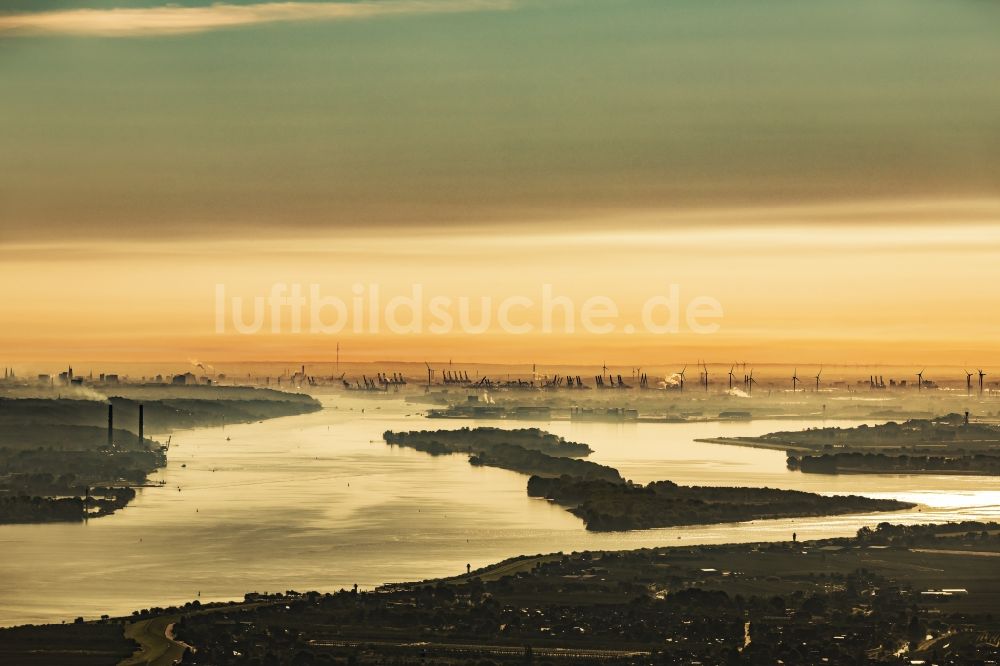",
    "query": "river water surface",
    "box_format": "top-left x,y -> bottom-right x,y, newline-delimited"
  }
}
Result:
1,395 -> 998,626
